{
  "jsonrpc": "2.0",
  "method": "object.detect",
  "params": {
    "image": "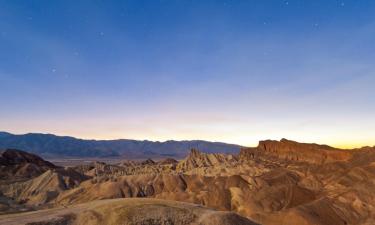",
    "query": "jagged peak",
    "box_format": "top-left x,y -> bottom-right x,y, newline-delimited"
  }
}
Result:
189,148 -> 203,157
177,148 -> 238,172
